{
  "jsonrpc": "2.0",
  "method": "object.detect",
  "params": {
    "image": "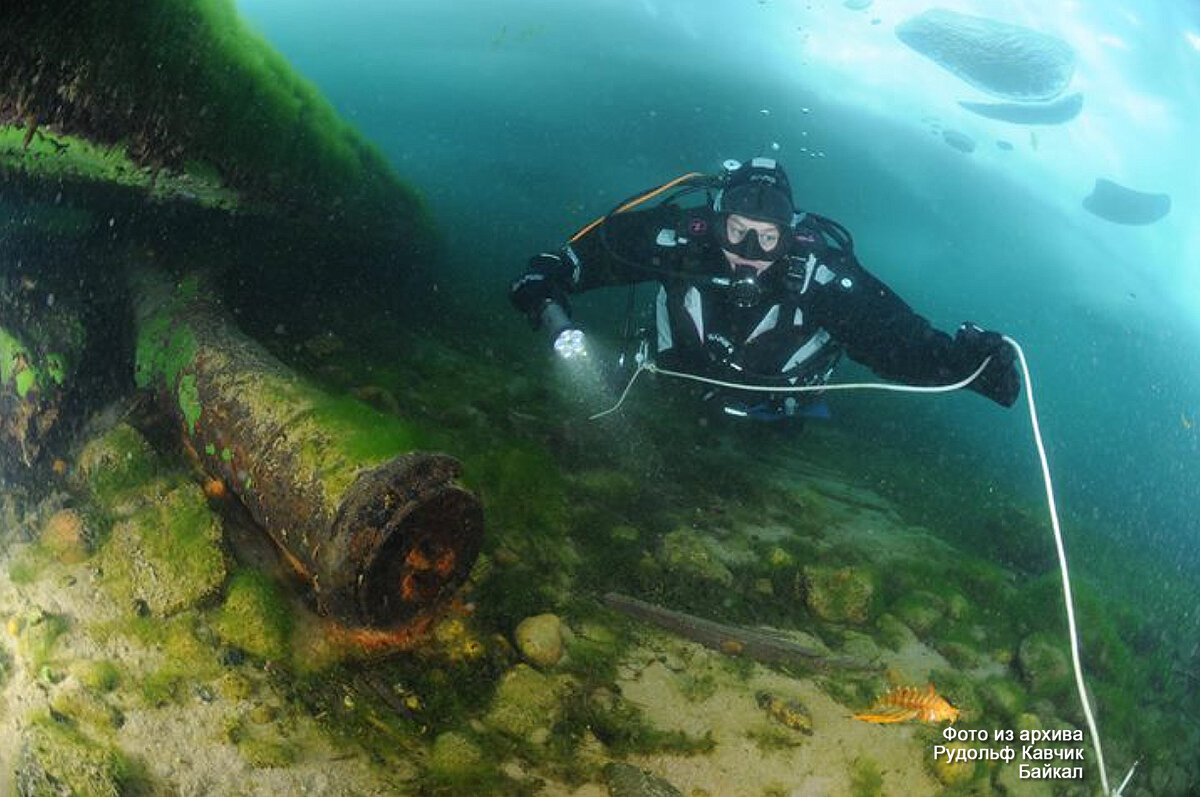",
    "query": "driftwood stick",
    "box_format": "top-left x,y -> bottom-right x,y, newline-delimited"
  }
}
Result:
603,592 -> 880,672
